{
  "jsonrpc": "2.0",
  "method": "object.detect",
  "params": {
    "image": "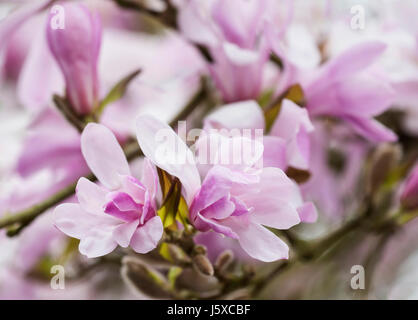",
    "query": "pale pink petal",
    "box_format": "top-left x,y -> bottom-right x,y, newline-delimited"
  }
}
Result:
130,216 -> 163,254
195,213 -> 239,239
136,115 -> 201,204
81,123 -> 130,189
297,202 -> 318,223
224,217 -> 289,262
271,99 -> 314,140
78,227 -> 118,258
200,195 -> 236,220
17,30 -> 64,110
120,175 -> 146,204
320,41 -> 387,83
345,116 -> 397,143
262,136 -> 287,169
54,203 -> 113,239
113,220 -> 139,248
248,199 -> 300,230
140,158 -> 158,200
204,100 -> 264,131
76,177 -> 107,214
178,0 -> 219,47
241,167 -> 303,208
